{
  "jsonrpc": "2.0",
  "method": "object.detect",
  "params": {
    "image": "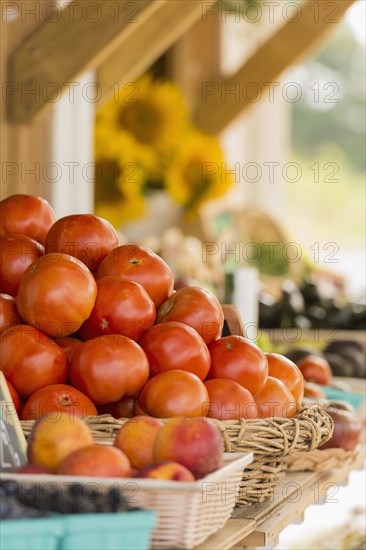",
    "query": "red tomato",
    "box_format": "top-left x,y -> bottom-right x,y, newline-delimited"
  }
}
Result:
21,384 -> 97,420
204,379 -> 258,420
97,396 -> 136,419
207,336 -> 268,396
139,321 -> 211,381
156,286 -> 224,345
97,244 -> 173,308
5,378 -> 22,415
70,335 -> 149,405
297,355 -> 332,385
0,325 -> 68,398
0,294 -> 22,334
53,336 -> 83,364
303,381 -> 326,400
255,376 -> 297,418
136,370 -> 209,418
79,276 -> 155,341
266,353 -> 304,406
0,194 -> 56,245
45,214 -> 119,271
16,253 -> 97,337
0,234 -> 44,296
